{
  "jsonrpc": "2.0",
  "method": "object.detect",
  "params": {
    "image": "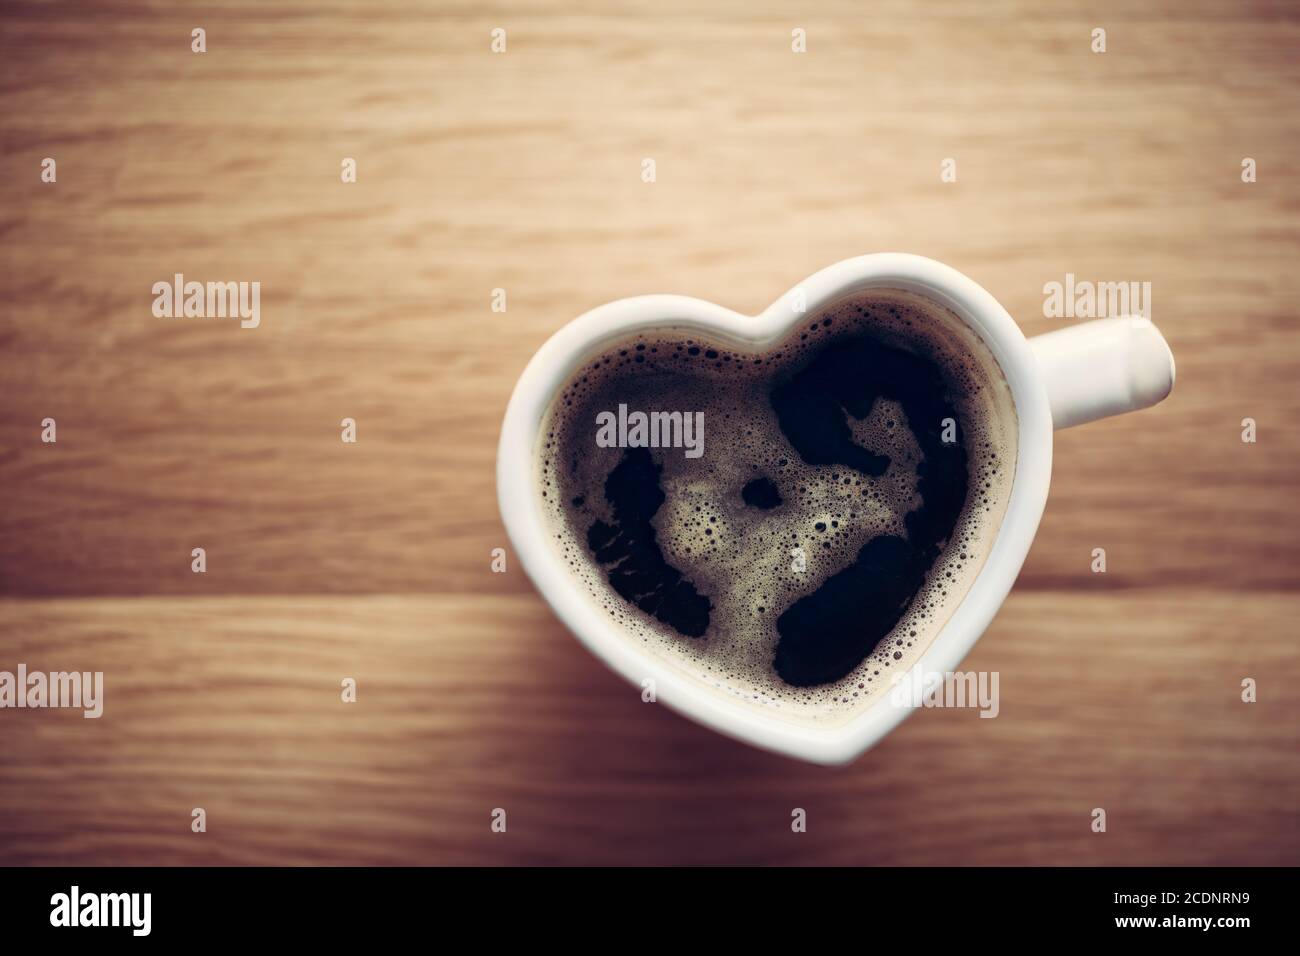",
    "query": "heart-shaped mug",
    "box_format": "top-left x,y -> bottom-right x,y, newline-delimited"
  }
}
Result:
497,253 -> 1174,764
